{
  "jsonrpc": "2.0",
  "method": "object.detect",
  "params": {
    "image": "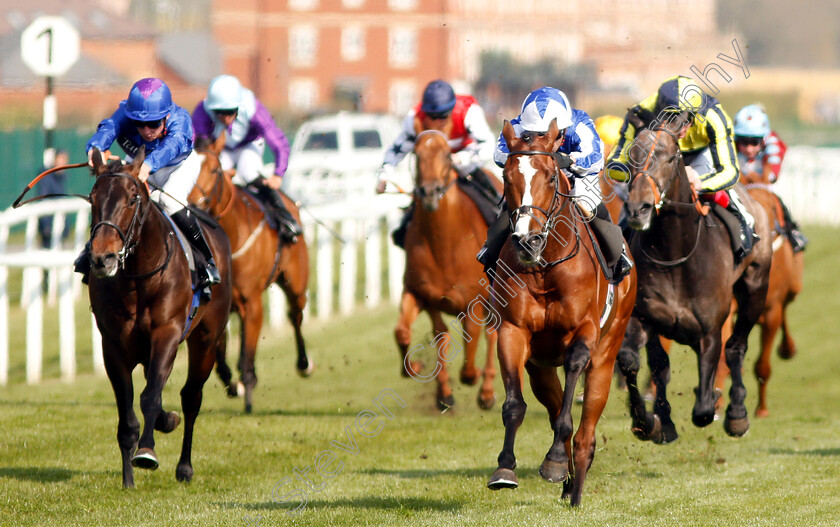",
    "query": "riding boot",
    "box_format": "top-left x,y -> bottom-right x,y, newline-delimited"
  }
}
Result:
778,197 -> 808,252
391,202 -> 415,249
588,203 -> 633,284
726,189 -> 757,261
253,179 -> 302,243
74,241 -> 91,285
476,204 -> 511,275
171,209 -> 221,294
